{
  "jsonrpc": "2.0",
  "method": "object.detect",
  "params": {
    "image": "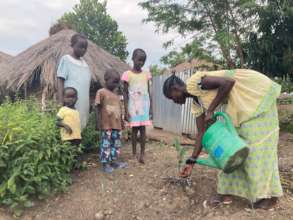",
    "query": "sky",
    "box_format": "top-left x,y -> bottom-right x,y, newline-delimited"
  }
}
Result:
0,0 -> 183,67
